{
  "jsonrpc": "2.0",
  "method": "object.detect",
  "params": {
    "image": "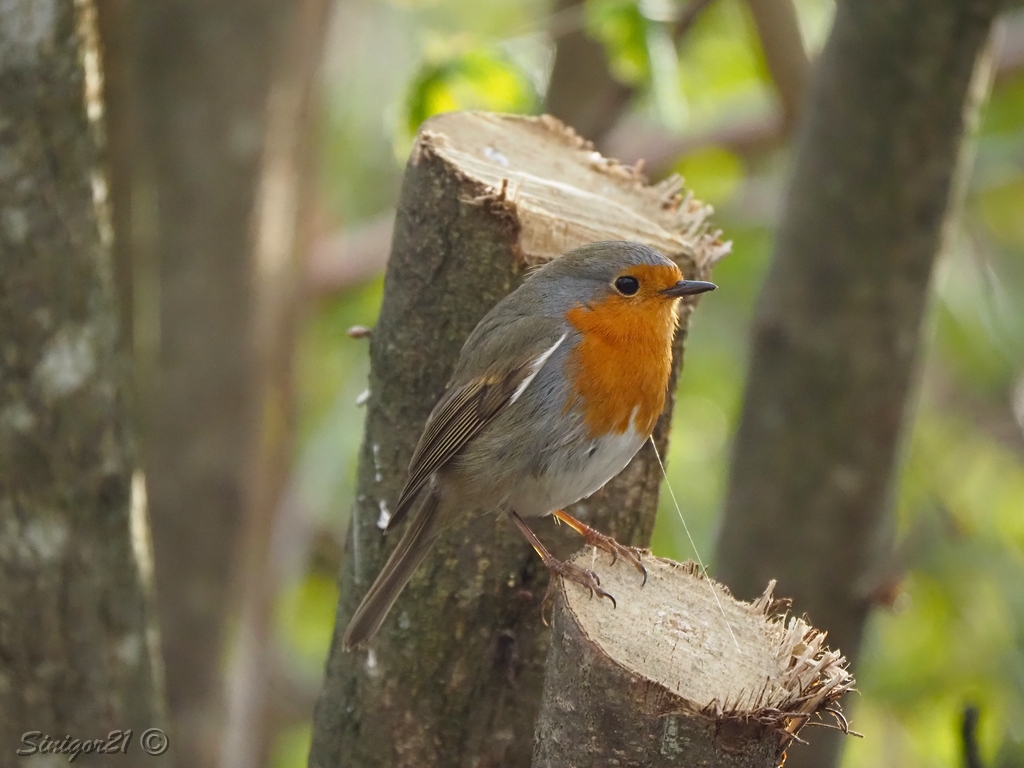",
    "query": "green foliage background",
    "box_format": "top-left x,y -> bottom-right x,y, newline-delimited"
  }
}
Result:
277,1 -> 1024,765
